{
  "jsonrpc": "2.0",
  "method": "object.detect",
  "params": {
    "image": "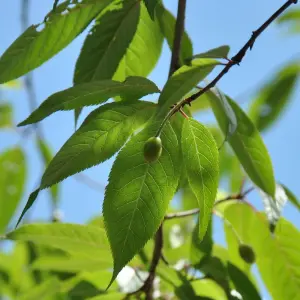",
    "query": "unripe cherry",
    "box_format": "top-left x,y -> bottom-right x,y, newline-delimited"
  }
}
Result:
238,243 -> 256,264
143,136 -> 162,163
